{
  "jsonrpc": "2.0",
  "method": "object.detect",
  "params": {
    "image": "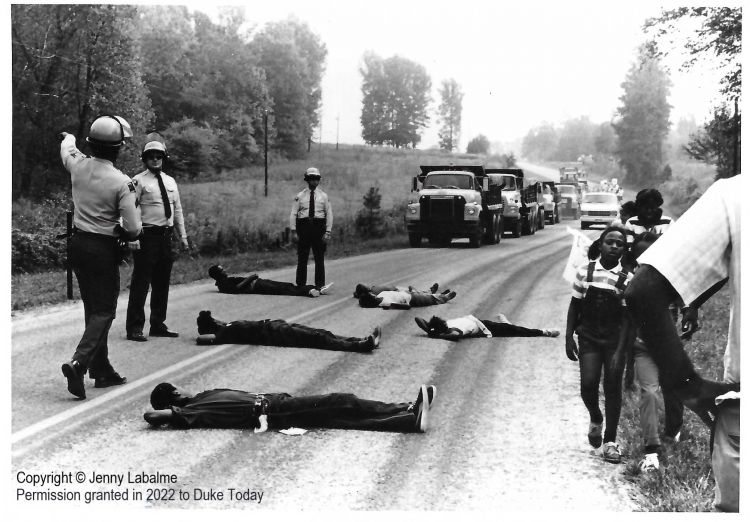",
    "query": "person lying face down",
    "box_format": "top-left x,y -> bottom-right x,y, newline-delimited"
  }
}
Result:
208,265 -> 333,297
414,313 -> 559,340
353,282 -> 456,309
144,382 -> 437,434
195,310 -> 381,353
